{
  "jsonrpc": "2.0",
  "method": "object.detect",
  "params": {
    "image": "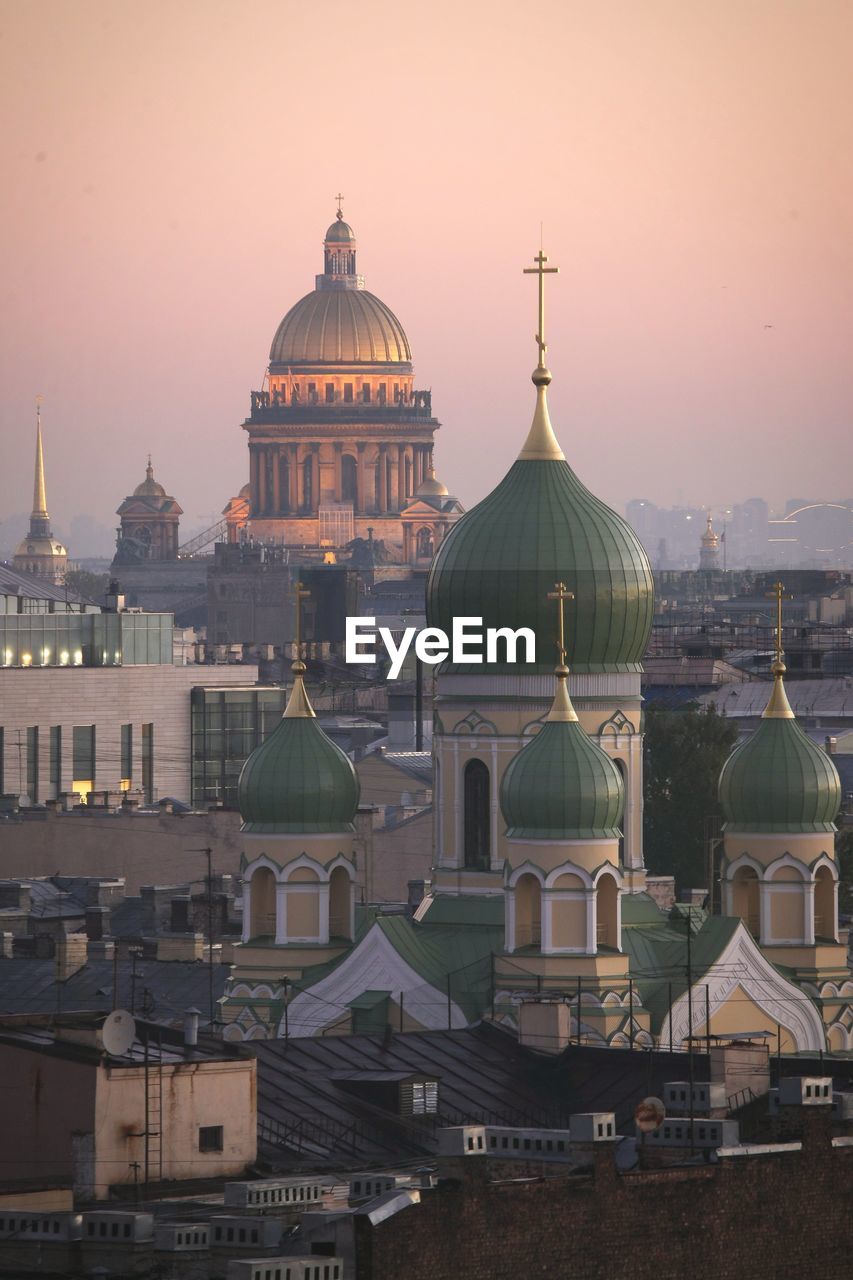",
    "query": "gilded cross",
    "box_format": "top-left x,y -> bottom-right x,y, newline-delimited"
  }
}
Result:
524,250 -> 559,367
765,579 -> 792,665
547,581 -> 575,666
293,579 -> 311,660
334,192 -> 344,219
